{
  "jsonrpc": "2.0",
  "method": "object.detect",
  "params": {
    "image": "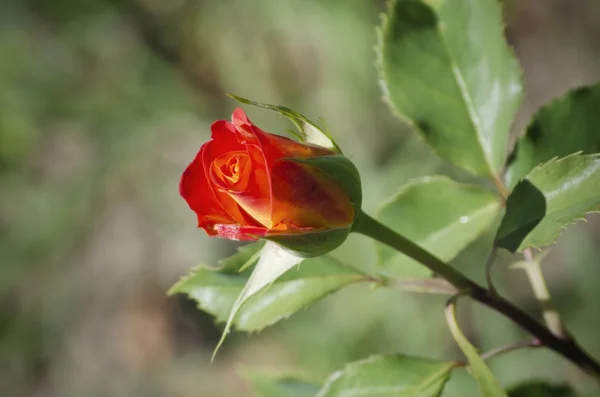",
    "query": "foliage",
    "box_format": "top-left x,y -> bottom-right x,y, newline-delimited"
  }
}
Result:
318,355 -> 454,397
3,0 -> 600,396
173,0 -> 600,395
172,0 -> 600,397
